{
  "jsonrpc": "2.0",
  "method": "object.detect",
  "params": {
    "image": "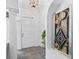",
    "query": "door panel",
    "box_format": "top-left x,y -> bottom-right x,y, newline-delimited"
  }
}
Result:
21,21 -> 40,48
